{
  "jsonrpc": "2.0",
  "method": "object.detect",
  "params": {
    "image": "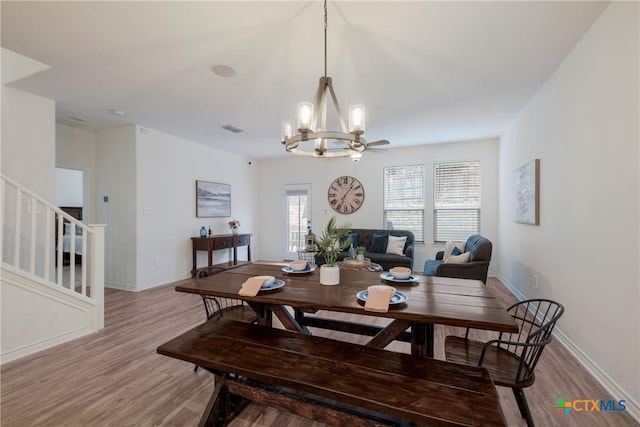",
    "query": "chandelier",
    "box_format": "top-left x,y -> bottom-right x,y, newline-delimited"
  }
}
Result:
281,0 -> 389,158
